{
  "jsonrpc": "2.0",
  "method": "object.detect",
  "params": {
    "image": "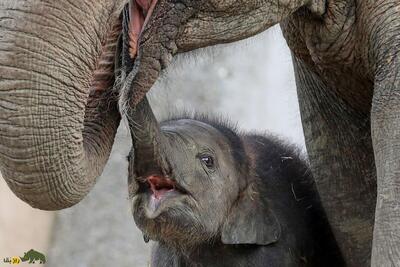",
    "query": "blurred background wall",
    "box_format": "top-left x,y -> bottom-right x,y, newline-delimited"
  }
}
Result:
0,25 -> 305,266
